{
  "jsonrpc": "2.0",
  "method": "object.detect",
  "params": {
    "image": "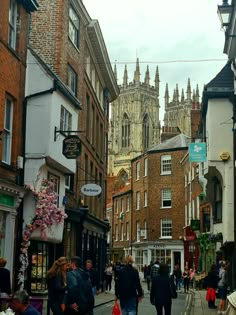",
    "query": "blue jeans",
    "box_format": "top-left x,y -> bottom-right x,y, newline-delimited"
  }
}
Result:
120,297 -> 137,315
